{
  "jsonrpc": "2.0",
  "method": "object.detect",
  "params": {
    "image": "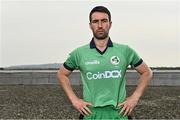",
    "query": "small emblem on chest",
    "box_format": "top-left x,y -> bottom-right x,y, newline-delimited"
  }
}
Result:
110,56 -> 120,65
